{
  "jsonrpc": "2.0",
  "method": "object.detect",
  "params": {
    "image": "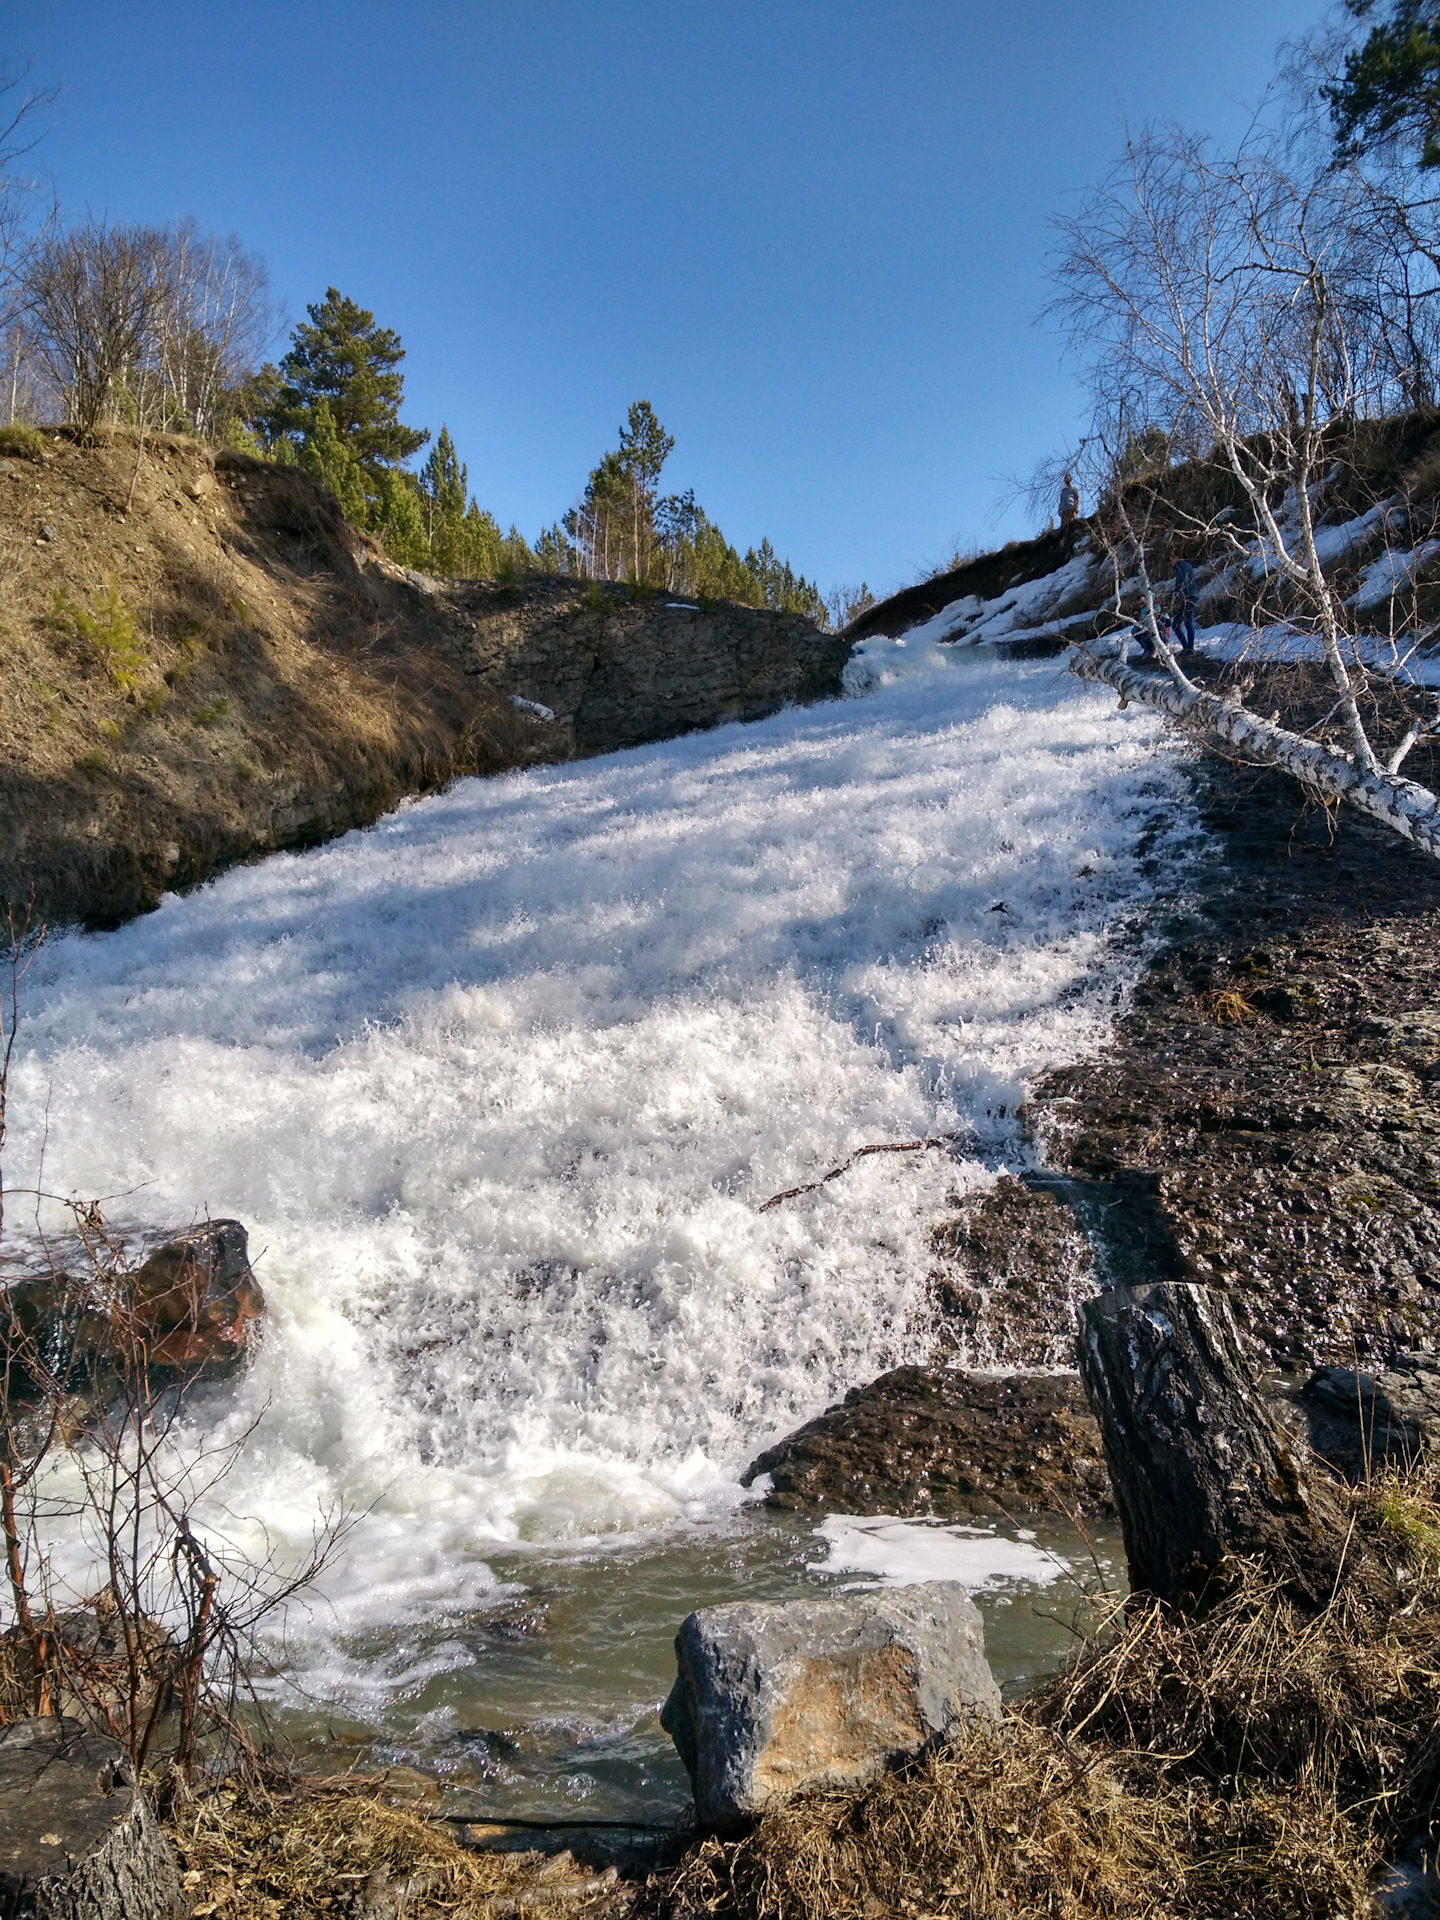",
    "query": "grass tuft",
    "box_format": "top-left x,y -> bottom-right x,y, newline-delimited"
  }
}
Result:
169,1777 -> 620,1920
0,422 -> 45,461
